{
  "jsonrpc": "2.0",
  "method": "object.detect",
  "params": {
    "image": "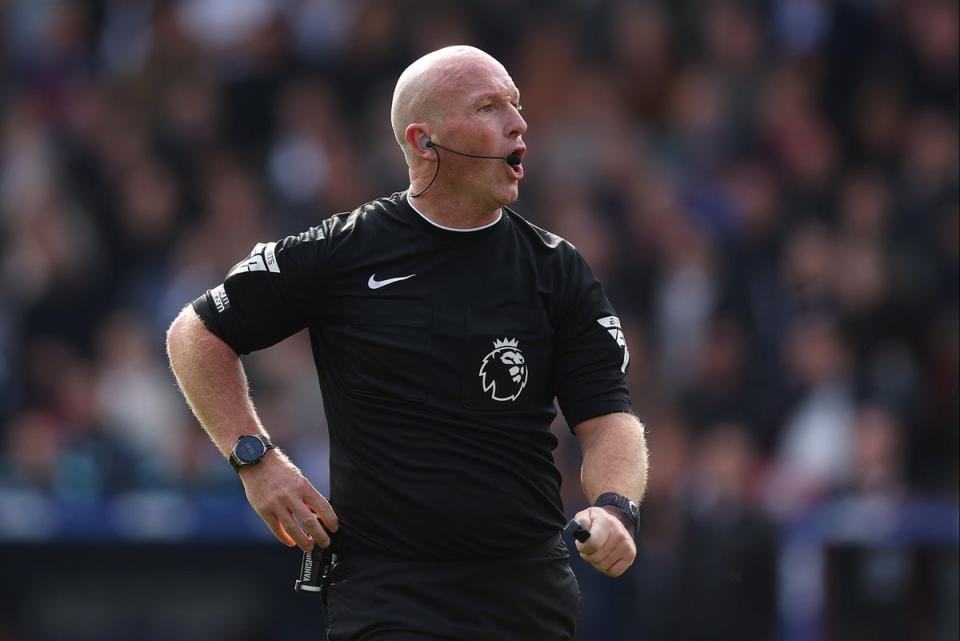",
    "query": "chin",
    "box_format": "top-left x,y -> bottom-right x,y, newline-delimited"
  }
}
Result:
496,184 -> 520,206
